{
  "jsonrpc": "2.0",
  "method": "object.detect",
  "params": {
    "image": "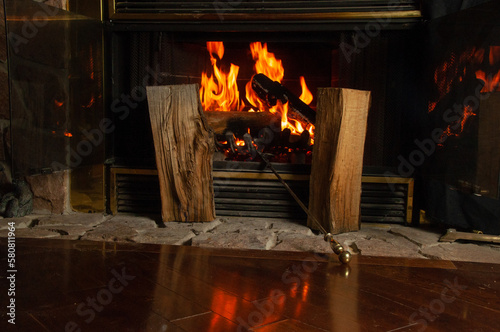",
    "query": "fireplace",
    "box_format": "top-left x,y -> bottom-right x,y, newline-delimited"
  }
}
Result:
102,1 -> 421,224
1,0 -> 421,224
2,0 -> 458,229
